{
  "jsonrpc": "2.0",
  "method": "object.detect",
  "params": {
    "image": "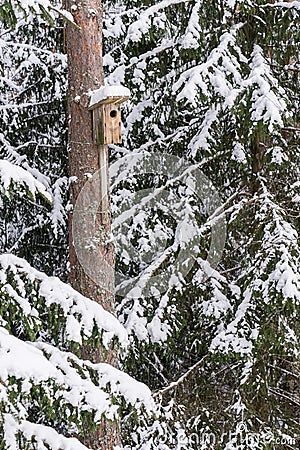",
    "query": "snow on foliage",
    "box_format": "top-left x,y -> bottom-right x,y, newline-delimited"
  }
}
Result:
104,0 -> 297,350
0,159 -> 52,202
0,253 -> 128,347
0,328 -> 152,416
0,253 -> 154,448
0,5 -> 158,448
51,176 -> 68,237
173,25 -> 244,108
1,0 -> 75,26
0,0 -> 69,275
246,45 -> 289,131
270,1 -> 300,10
0,249 -> 155,449
181,0 -> 204,49
212,193 -> 300,353
124,0 -> 186,43
4,414 -> 88,450
0,328 -> 153,448
104,0 -> 300,448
